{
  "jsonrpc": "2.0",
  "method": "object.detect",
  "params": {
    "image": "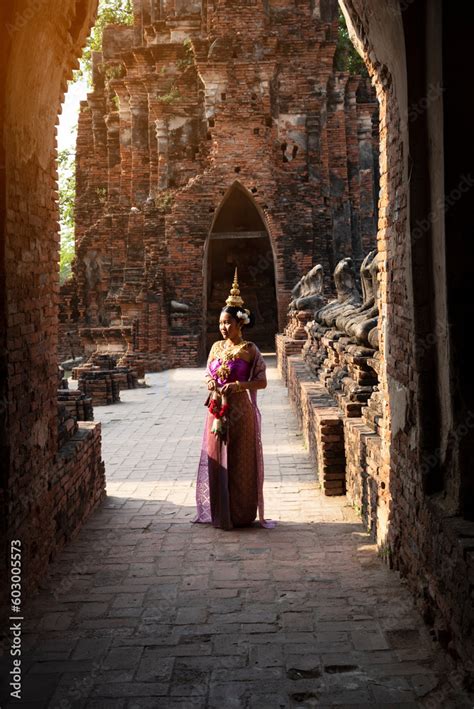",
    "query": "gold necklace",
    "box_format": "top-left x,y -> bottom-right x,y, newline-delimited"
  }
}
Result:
224,337 -> 244,350
215,339 -> 248,380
